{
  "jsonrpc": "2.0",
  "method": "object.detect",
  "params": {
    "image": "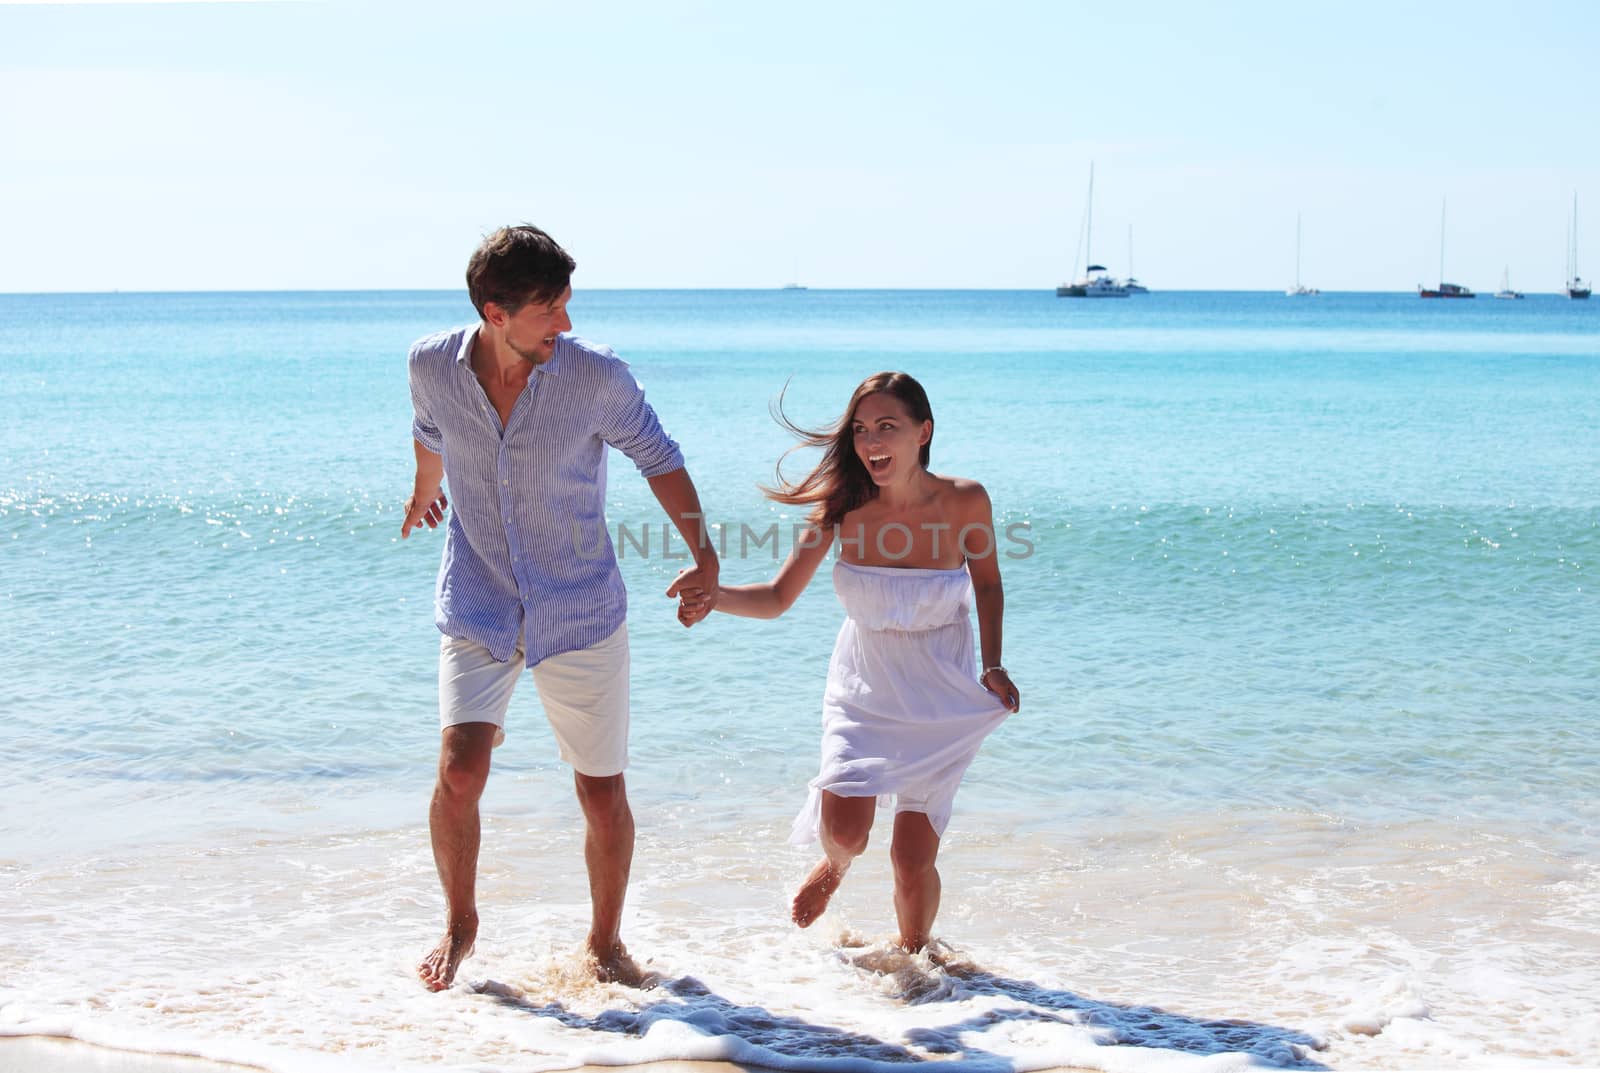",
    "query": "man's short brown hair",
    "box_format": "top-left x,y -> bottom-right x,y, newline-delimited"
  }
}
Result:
465,225 -> 576,317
